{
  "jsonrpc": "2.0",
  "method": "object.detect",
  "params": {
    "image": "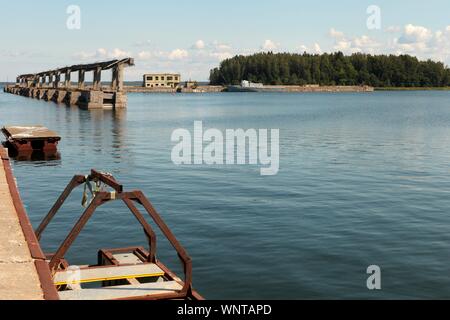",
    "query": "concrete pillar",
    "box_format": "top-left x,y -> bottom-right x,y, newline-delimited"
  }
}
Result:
41,75 -> 46,87
111,67 -> 118,90
48,74 -> 53,87
78,70 -> 85,89
54,72 -> 61,89
117,65 -> 124,91
65,69 -> 71,88
111,65 -> 124,91
93,67 -> 102,90
45,89 -> 56,102
67,91 -> 82,106
55,90 -> 67,103
78,90 -> 104,110
114,92 -> 128,108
